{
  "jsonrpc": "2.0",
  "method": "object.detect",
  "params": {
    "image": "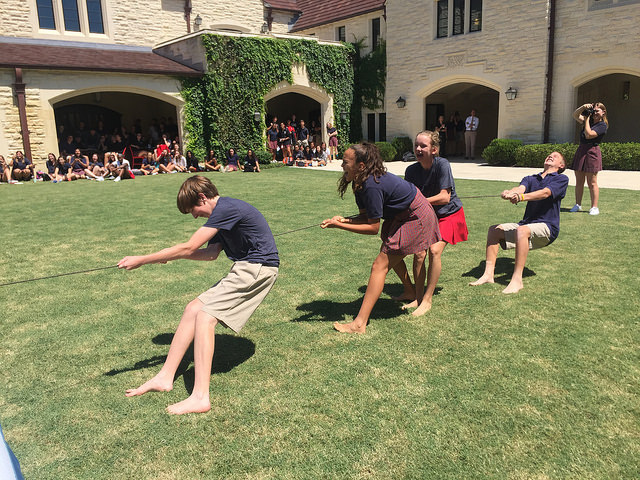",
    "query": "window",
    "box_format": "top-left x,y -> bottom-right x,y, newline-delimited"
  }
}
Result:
36,0 -> 56,30
589,0 -> 640,9
35,0 -> 105,36
371,17 -> 381,48
436,0 -> 482,38
378,113 -> 386,142
336,26 -> 345,42
367,114 -> 376,141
